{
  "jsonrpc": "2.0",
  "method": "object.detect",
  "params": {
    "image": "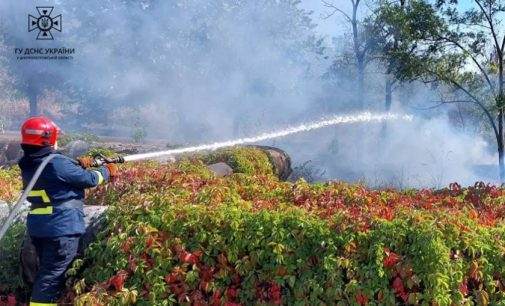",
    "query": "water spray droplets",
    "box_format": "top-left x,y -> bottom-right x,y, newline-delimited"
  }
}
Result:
123,112 -> 413,162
